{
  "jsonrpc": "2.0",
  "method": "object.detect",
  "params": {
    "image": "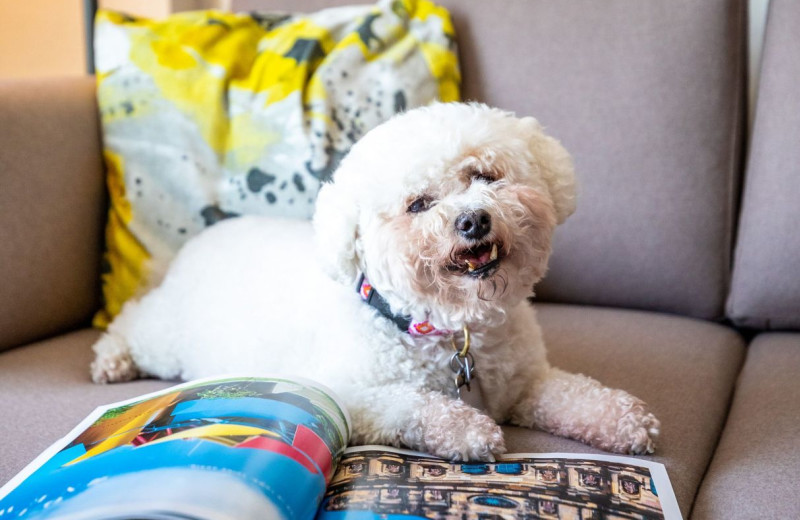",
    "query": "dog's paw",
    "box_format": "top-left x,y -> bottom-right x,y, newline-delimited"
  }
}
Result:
415,401 -> 506,462
453,415 -> 506,462
611,399 -> 660,455
91,334 -> 139,384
